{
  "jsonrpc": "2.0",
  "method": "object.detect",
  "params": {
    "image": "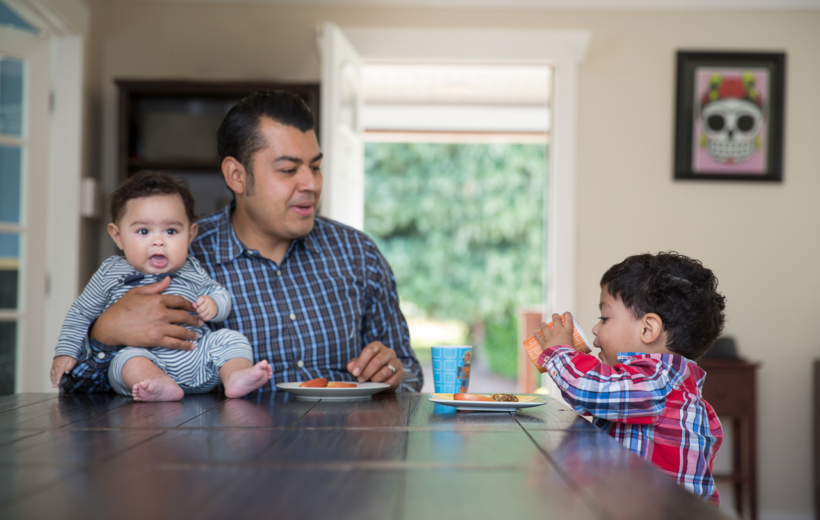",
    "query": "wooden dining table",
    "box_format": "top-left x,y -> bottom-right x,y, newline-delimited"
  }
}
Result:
0,391 -> 730,520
